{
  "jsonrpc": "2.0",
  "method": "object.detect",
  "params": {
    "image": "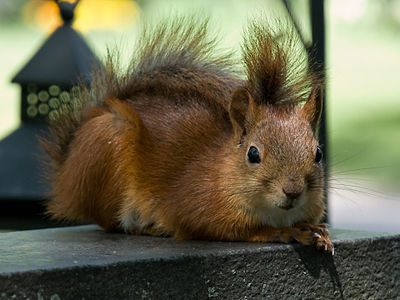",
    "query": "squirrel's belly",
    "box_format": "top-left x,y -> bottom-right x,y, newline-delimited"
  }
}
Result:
119,203 -> 146,232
